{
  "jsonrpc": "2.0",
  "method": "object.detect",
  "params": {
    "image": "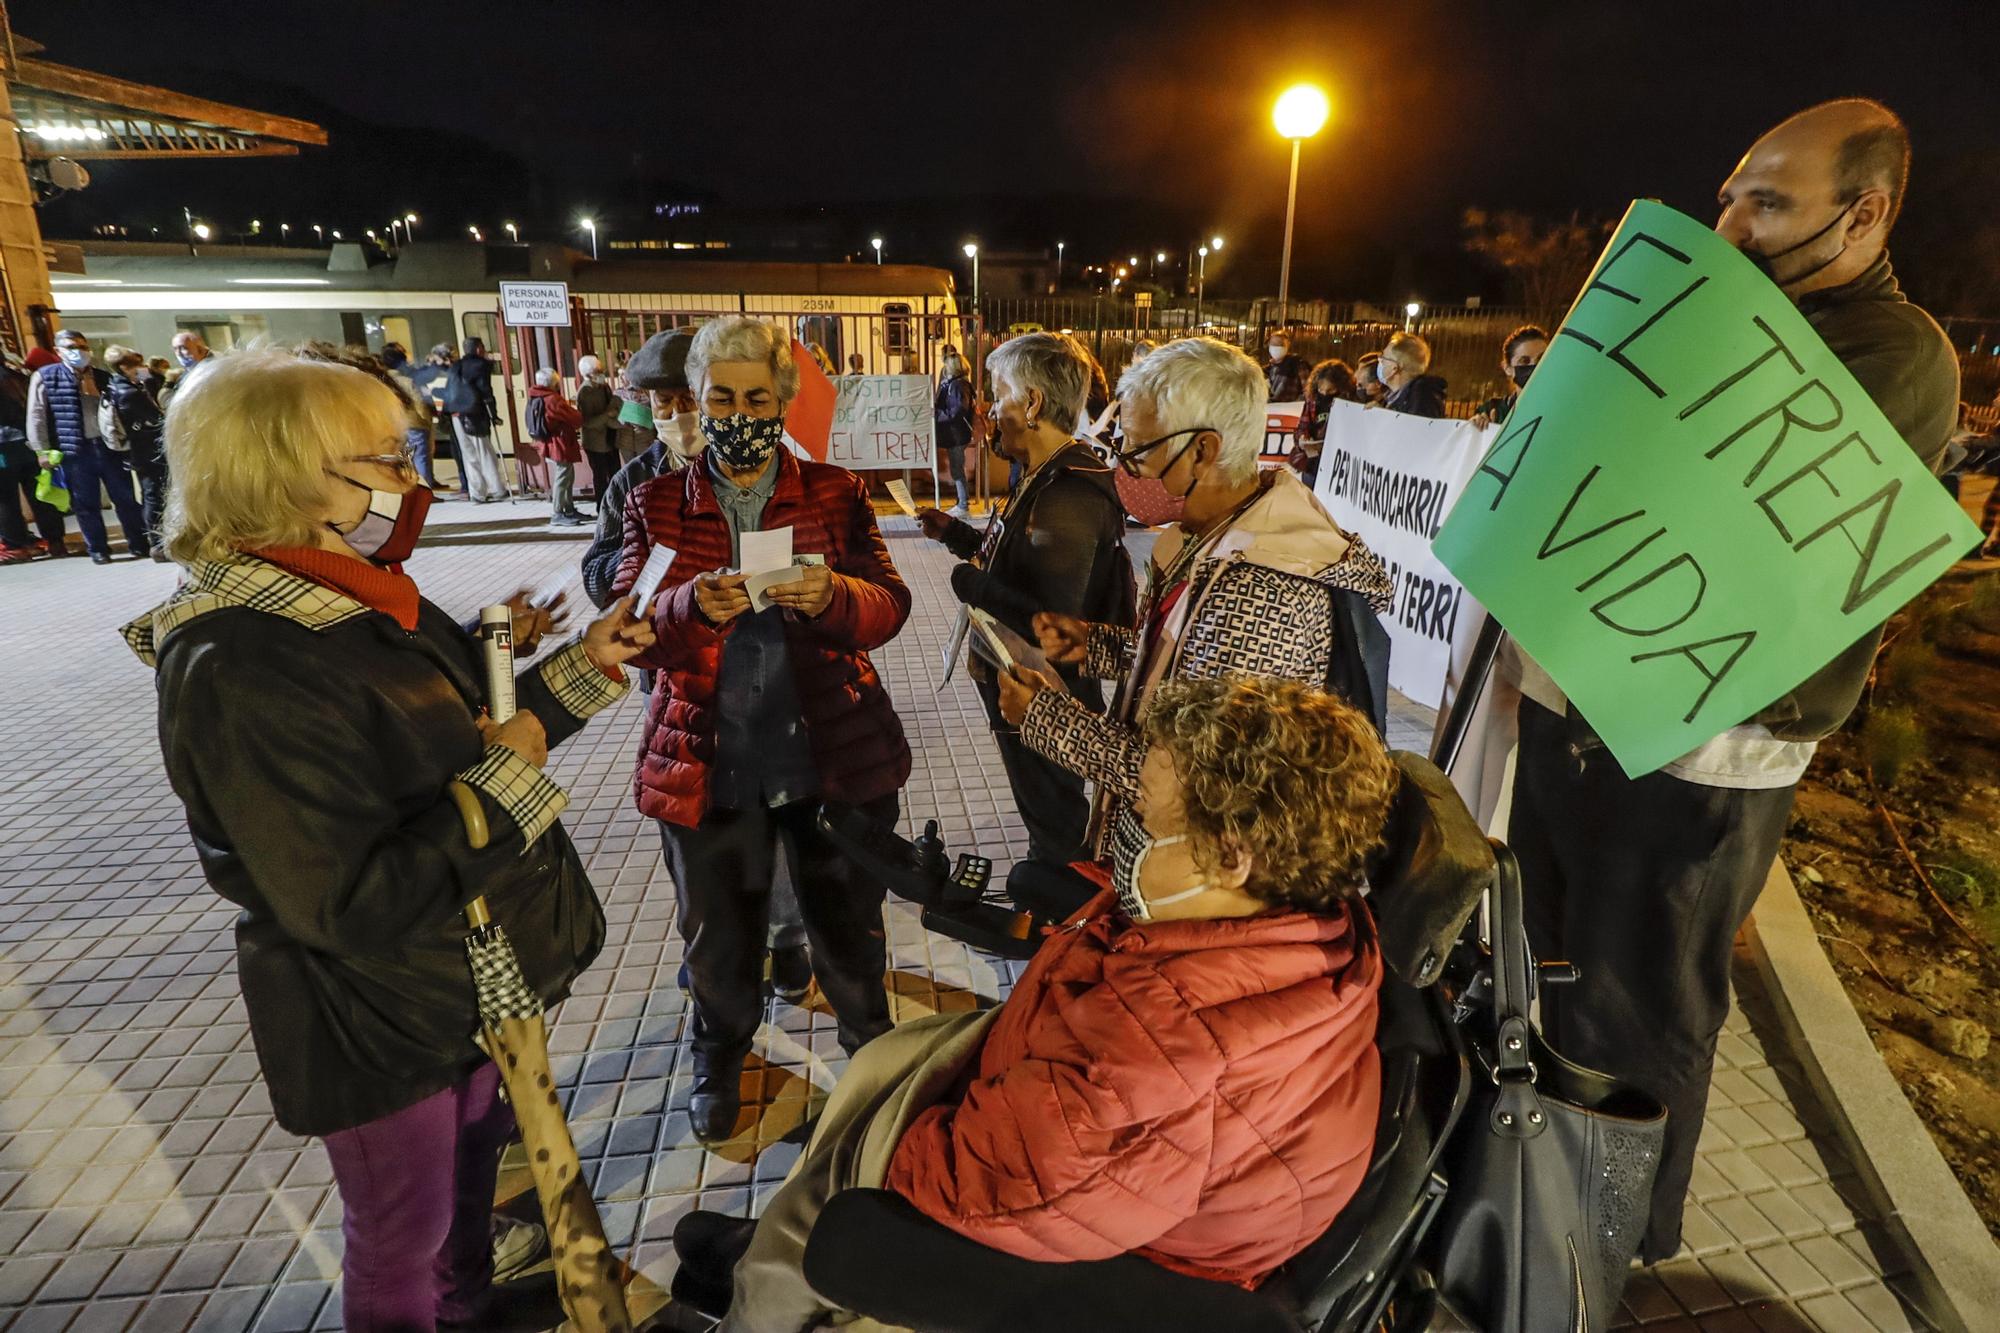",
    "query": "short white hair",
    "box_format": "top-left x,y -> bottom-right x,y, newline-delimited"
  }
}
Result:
687,315 -> 799,404
534,366 -> 559,387
1116,337 -> 1266,485
987,332 -> 1088,426
577,354 -> 602,377
163,347 -> 406,564
1380,331 -> 1431,375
